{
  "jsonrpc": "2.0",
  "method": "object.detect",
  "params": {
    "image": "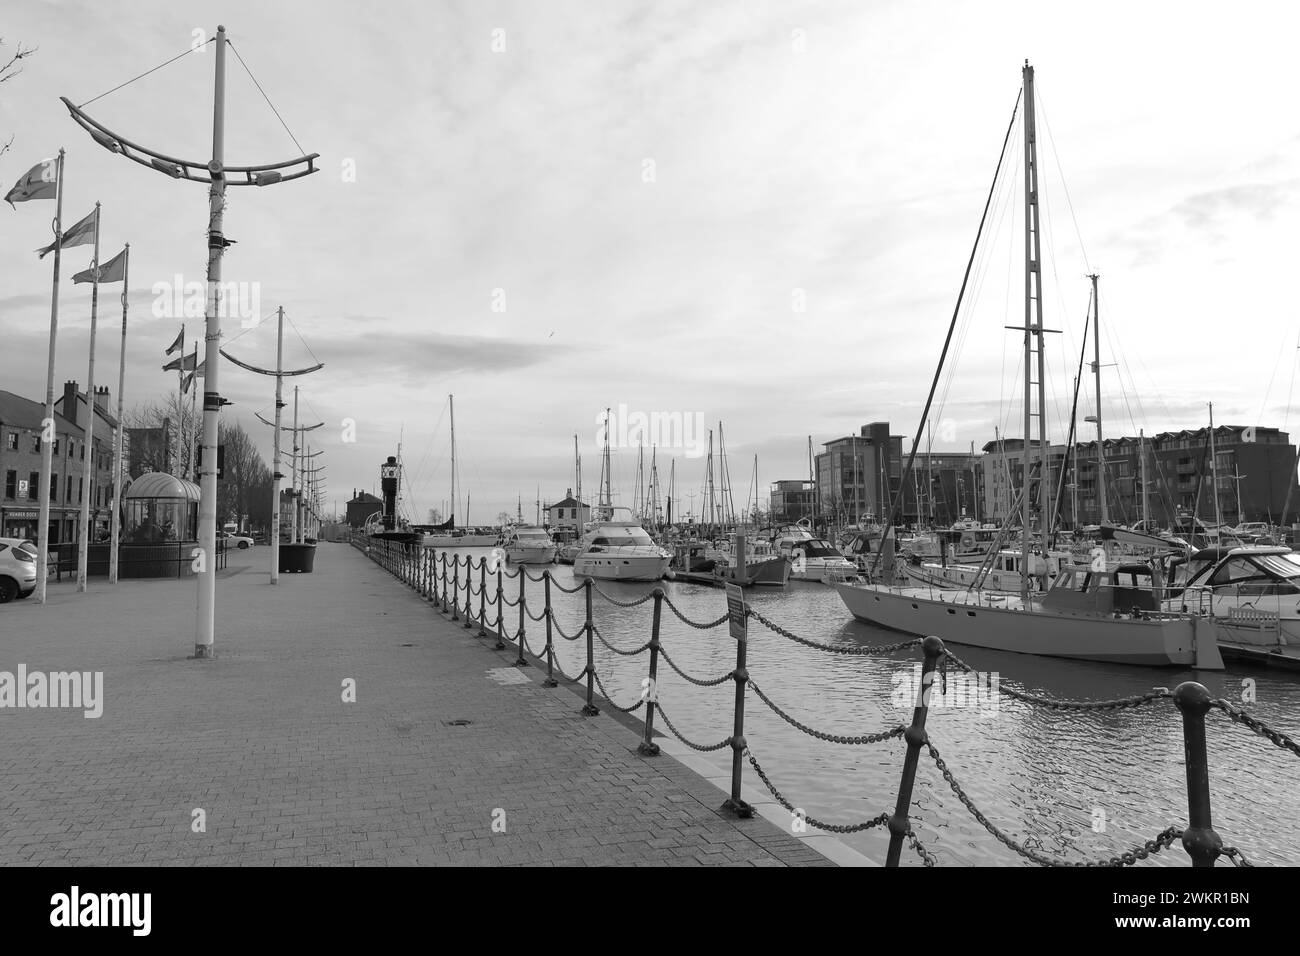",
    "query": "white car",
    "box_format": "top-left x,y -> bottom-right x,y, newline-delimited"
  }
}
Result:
0,537 -> 38,602
217,531 -> 255,549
